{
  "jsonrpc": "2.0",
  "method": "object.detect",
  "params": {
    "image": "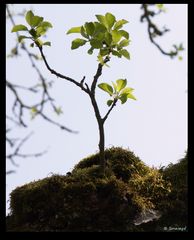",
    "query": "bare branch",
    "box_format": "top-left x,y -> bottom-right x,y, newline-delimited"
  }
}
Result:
91,56 -> 110,94
140,4 -> 179,58
6,132 -> 48,167
6,80 -> 38,93
39,112 -> 78,133
7,4 -> 76,132
6,170 -> 16,175
6,115 -> 20,126
37,45 -> 89,94
102,99 -> 118,123
91,63 -> 103,94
